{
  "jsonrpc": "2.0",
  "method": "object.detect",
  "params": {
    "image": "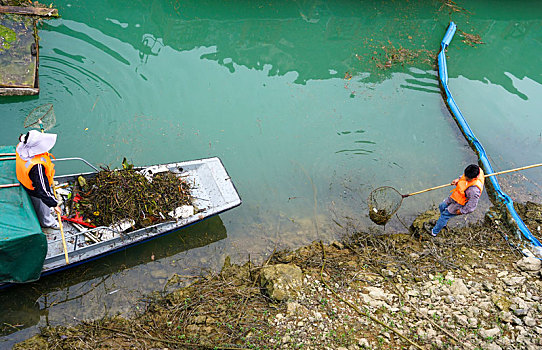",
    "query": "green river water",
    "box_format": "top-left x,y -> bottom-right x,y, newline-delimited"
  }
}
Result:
1,0 -> 542,345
